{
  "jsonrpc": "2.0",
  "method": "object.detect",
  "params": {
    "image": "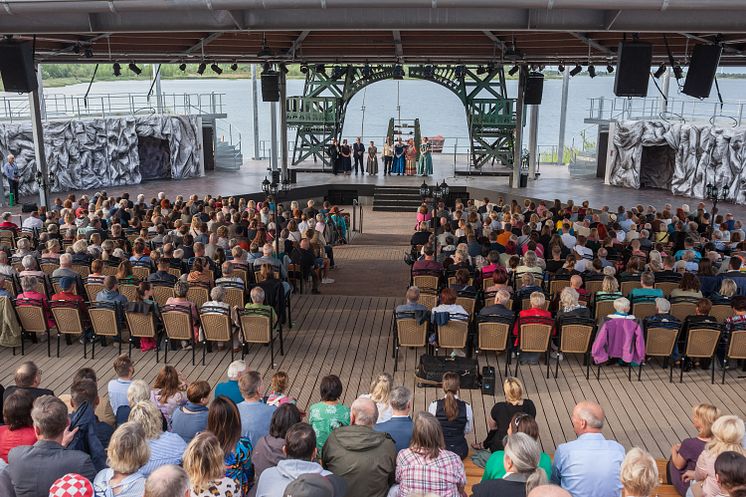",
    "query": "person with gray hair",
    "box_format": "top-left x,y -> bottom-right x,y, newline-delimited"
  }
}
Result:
479,288 -> 515,320
202,285 -> 240,351
322,397 -> 397,497
527,485 -> 572,497
516,250 -> 543,275
52,253 -> 78,279
373,385 -> 414,452
245,285 -> 277,325
143,464 -> 190,497
550,401 -> 625,497
215,260 -> 245,289
395,286 -> 428,315
472,432 -> 548,496
643,297 -> 681,336
18,254 -> 43,278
